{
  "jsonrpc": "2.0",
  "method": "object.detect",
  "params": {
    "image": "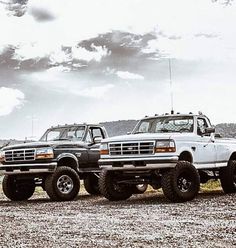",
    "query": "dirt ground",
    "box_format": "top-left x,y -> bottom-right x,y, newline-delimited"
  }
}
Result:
0,189 -> 235,248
